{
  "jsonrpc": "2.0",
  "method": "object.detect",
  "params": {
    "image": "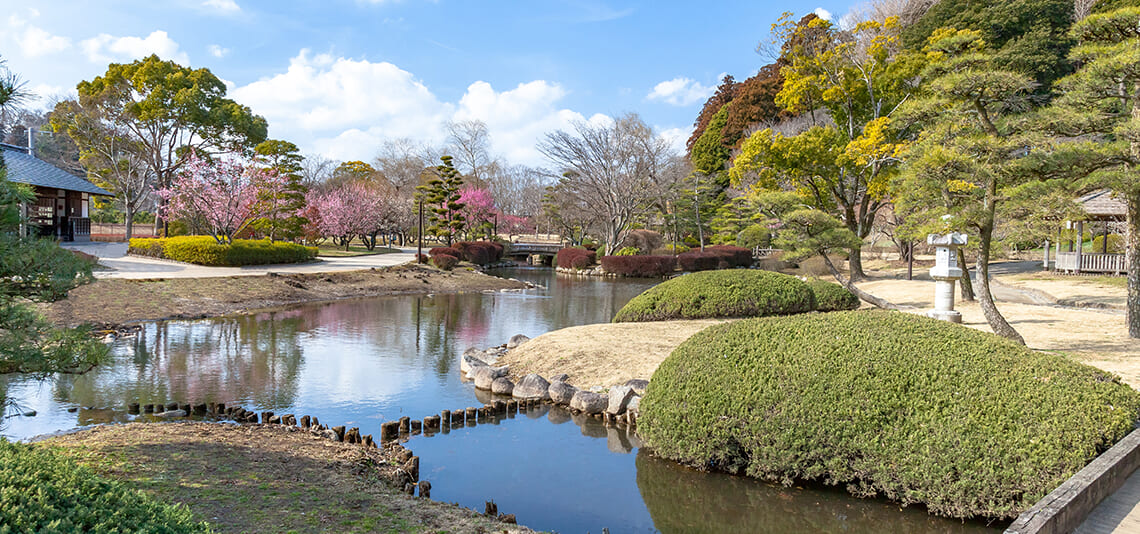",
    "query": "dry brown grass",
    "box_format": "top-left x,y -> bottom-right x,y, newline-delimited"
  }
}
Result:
45,264 -> 526,330
44,422 -> 534,534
